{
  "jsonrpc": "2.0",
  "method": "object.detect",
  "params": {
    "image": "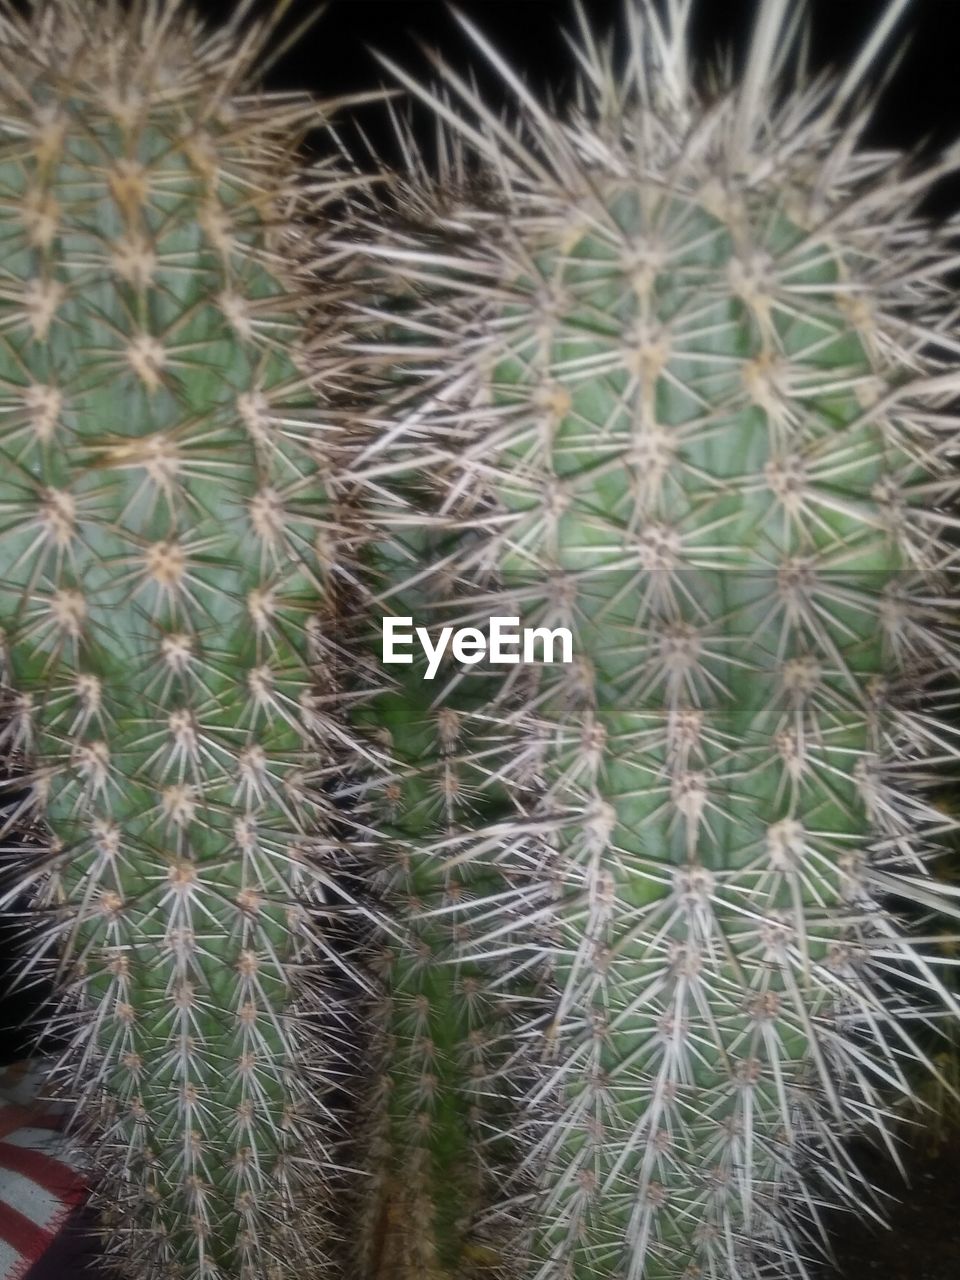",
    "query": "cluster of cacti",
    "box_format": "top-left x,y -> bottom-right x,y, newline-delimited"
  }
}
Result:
1,2 -> 959,1280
